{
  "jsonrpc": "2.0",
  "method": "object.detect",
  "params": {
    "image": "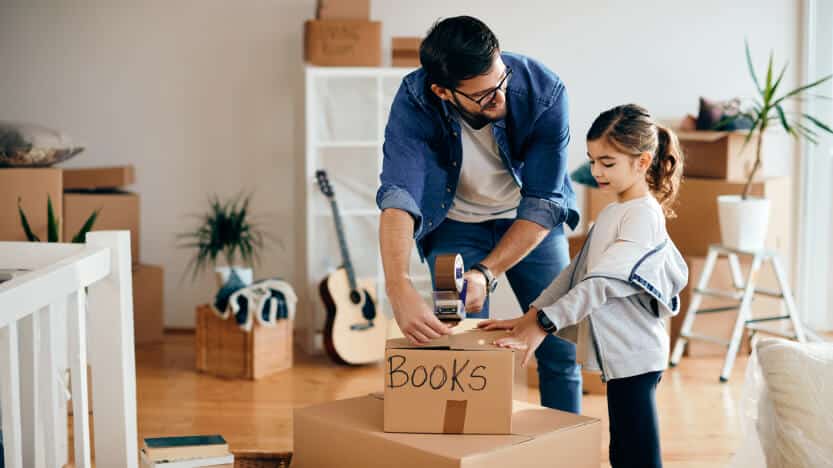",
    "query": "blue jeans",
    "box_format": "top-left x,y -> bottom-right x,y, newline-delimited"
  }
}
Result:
424,218 -> 582,414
